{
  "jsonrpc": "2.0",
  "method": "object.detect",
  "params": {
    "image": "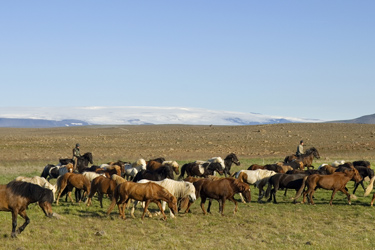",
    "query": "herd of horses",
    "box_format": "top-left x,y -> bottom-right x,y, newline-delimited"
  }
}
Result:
1,147 -> 375,238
